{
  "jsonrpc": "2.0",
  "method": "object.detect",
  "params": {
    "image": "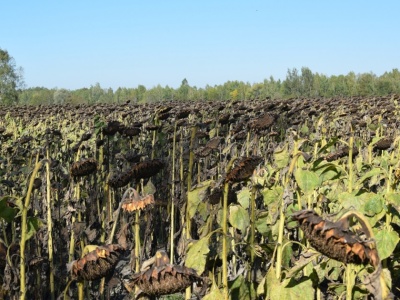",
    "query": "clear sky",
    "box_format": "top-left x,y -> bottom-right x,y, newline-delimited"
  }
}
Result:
1,1 -> 399,90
